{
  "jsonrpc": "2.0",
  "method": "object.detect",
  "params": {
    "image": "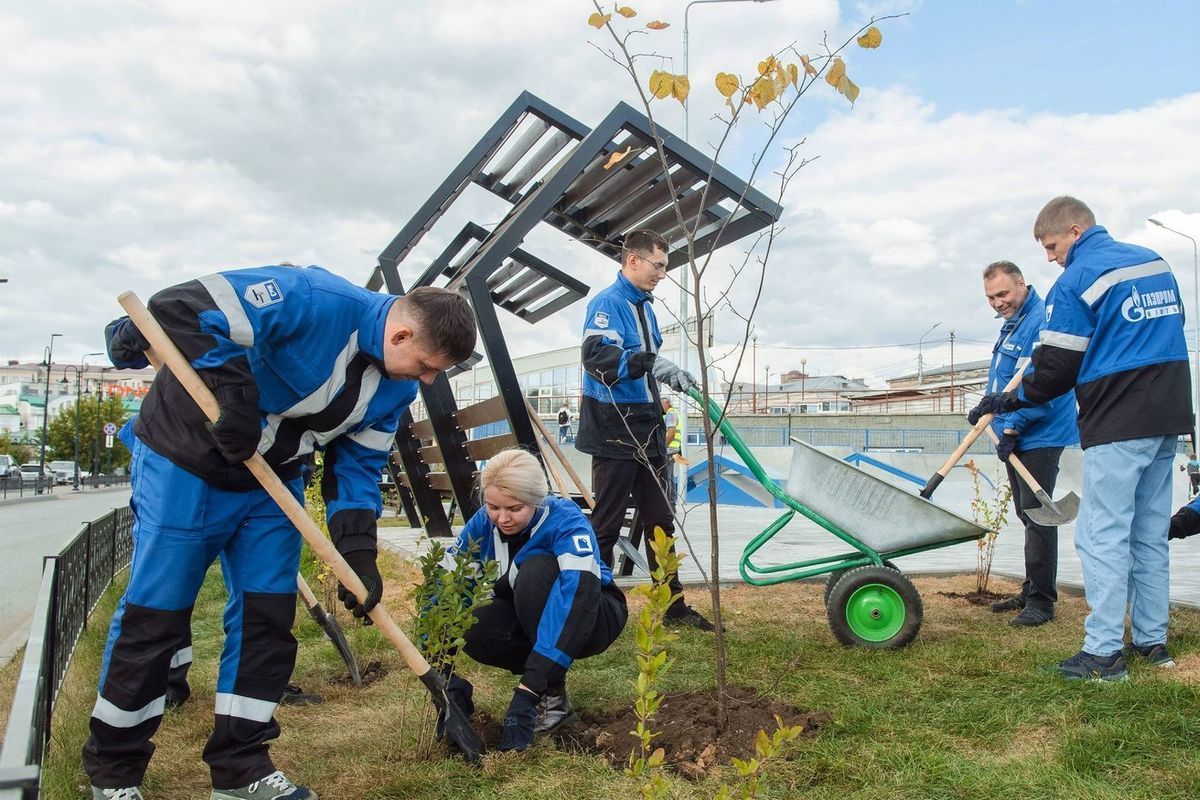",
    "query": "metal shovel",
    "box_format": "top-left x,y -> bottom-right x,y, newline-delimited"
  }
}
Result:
297,576 -> 363,686
985,427 -> 1079,526
121,291 -> 485,764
